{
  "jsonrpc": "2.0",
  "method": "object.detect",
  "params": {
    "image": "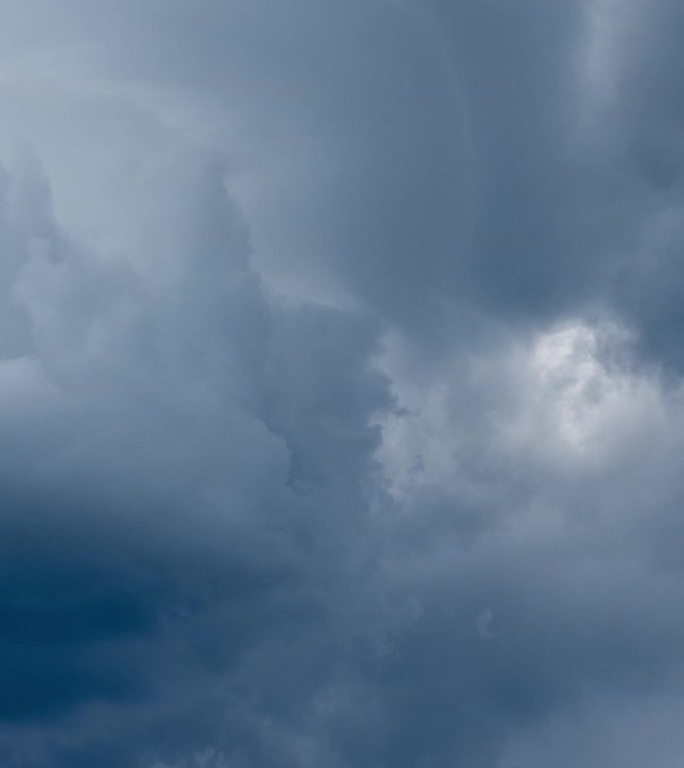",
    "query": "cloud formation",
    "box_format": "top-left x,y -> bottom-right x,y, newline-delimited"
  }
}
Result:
1,1 -> 684,767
